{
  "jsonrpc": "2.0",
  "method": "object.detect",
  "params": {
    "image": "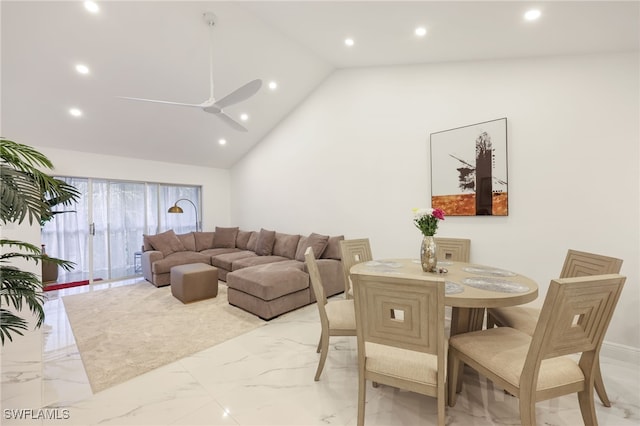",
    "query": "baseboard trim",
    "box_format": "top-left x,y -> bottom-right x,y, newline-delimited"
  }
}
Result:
600,340 -> 639,365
